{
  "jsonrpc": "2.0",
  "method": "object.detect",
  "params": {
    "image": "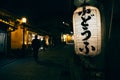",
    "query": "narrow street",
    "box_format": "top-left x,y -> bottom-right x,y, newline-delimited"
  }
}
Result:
0,45 -> 85,80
